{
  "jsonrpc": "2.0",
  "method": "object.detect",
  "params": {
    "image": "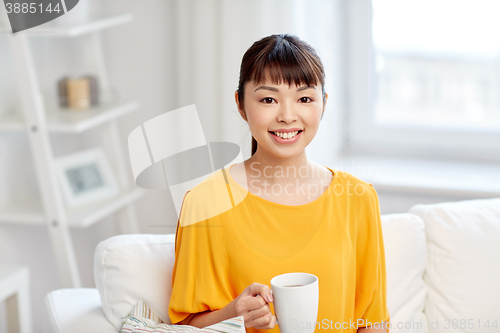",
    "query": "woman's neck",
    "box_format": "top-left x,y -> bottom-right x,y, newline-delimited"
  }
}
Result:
244,149 -> 318,186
